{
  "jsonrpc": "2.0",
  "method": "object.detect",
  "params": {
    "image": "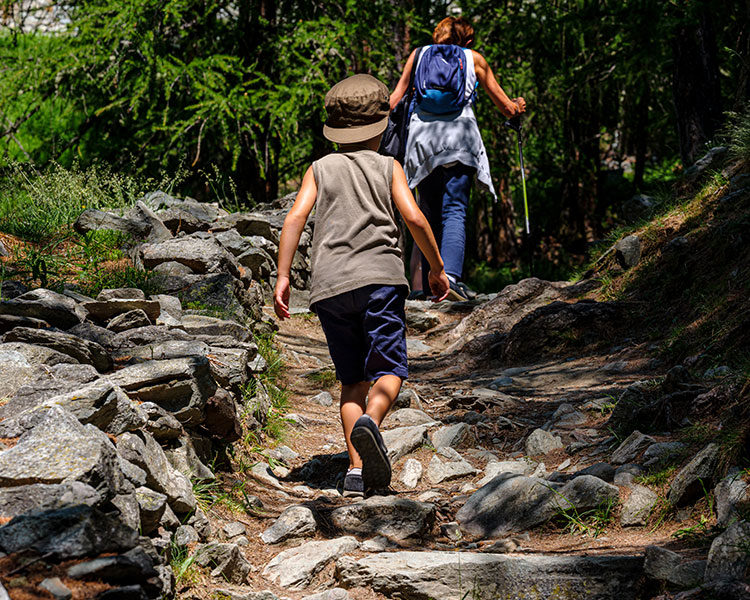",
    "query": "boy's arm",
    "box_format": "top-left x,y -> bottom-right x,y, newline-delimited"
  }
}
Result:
274,166 -> 317,320
391,161 -> 450,301
472,50 -> 527,118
